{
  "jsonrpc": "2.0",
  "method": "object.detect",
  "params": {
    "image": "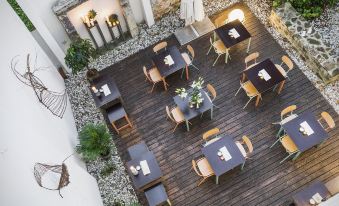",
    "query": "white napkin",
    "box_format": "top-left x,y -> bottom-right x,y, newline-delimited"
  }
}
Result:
101,84 -> 111,96
258,69 -> 271,81
140,160 -> 150,175
300,121 -> 314,136
220,146 -> 232,161
312,193 -> 323,204
164,55 -> 174,66
229,28 -> 240,39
